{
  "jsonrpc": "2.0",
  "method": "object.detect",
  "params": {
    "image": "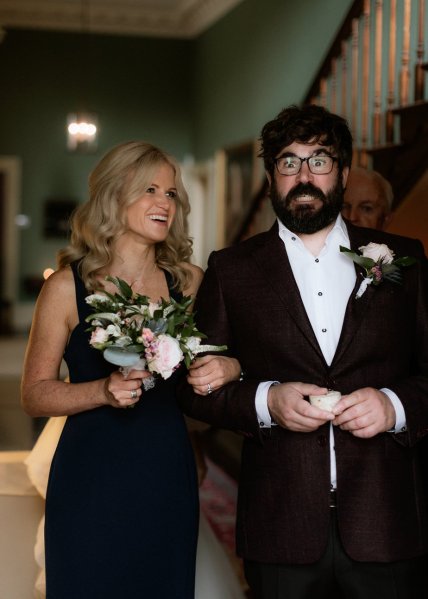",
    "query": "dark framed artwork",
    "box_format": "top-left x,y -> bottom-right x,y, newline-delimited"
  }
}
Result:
43,198 -> 77,238
217,140 -> 264,247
